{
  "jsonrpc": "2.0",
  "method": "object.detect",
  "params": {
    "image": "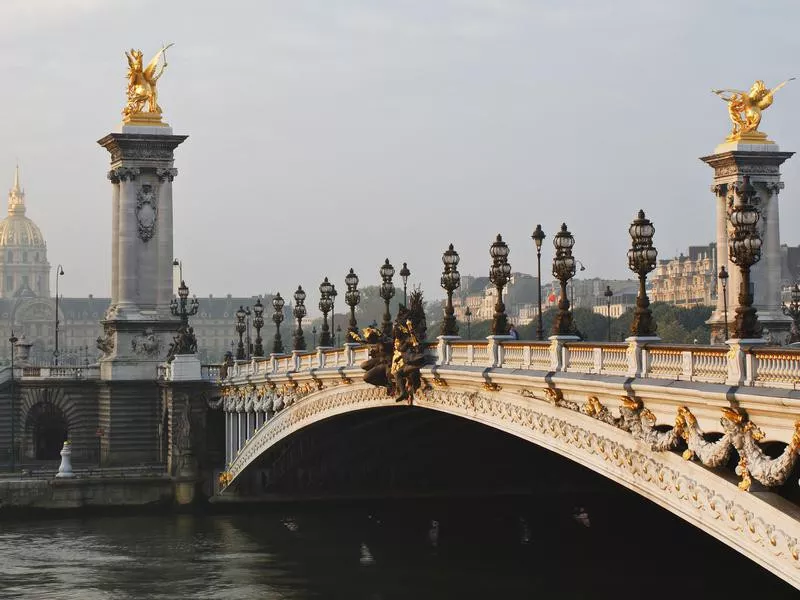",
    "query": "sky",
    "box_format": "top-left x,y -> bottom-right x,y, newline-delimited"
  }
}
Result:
1,0 -> 800,306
